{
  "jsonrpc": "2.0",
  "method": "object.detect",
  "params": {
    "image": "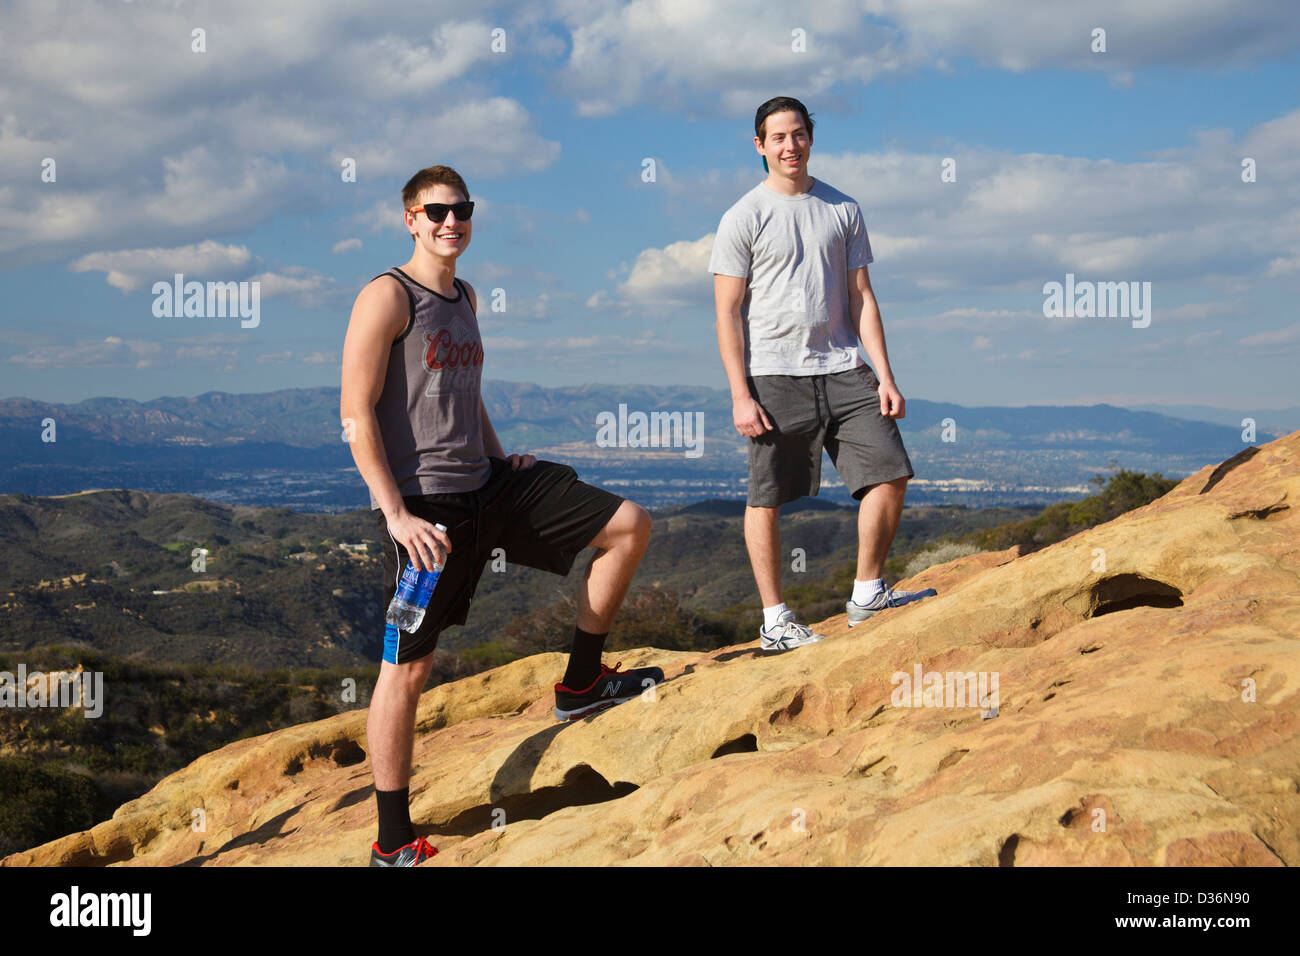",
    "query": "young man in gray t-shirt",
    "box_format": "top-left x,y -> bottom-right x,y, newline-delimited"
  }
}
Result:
709,97 -> 935,651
